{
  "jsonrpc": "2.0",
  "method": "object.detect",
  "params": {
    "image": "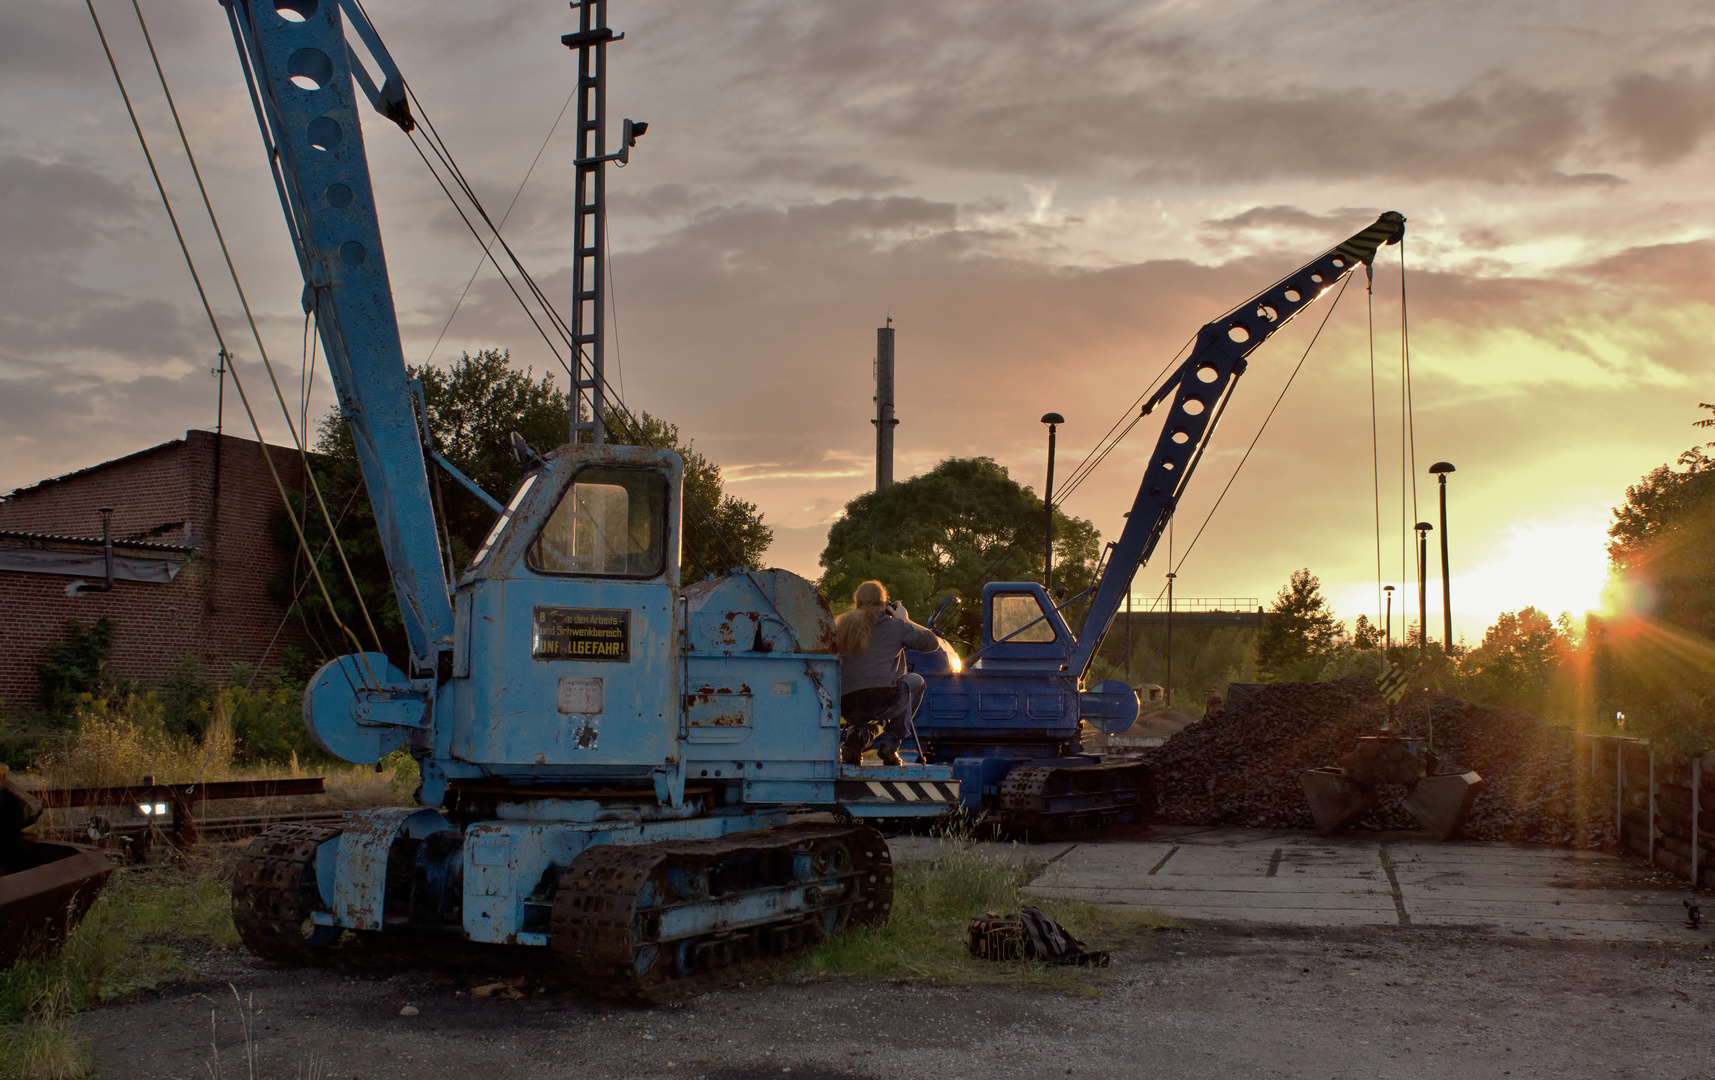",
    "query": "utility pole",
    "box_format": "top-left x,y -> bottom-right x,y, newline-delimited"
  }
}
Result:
1165,571 -> 1176,709
1430,462 -> 1456,653
564,0 -> 645,446
1124,569 -> 1133,688
873,320 -> 897,488
1415,521 -> 1433,660
1041,412 -> 1063,589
